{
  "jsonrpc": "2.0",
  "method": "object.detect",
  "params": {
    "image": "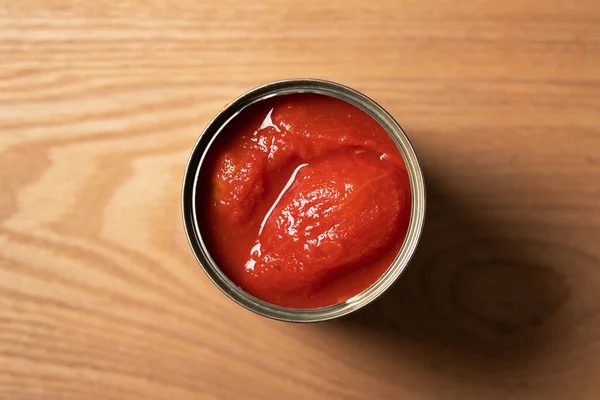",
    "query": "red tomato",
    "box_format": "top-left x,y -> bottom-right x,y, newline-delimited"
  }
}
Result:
198,94 -> 411,308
